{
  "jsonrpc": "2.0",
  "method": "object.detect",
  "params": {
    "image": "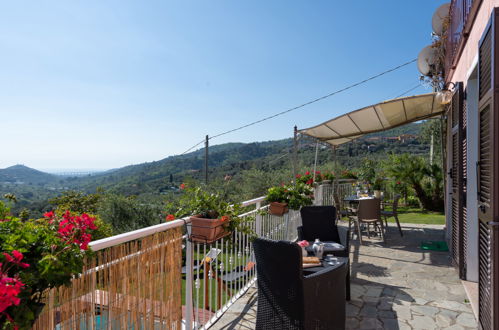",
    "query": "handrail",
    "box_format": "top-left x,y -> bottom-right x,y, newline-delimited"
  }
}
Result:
89,217 -> 189,251
241,196 -> 266,207
89,195 -> 267,251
